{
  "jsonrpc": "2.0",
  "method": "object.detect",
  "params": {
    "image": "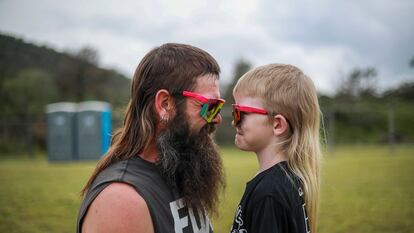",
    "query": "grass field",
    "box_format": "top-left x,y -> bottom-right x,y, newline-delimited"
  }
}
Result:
0,145 -> 413,233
